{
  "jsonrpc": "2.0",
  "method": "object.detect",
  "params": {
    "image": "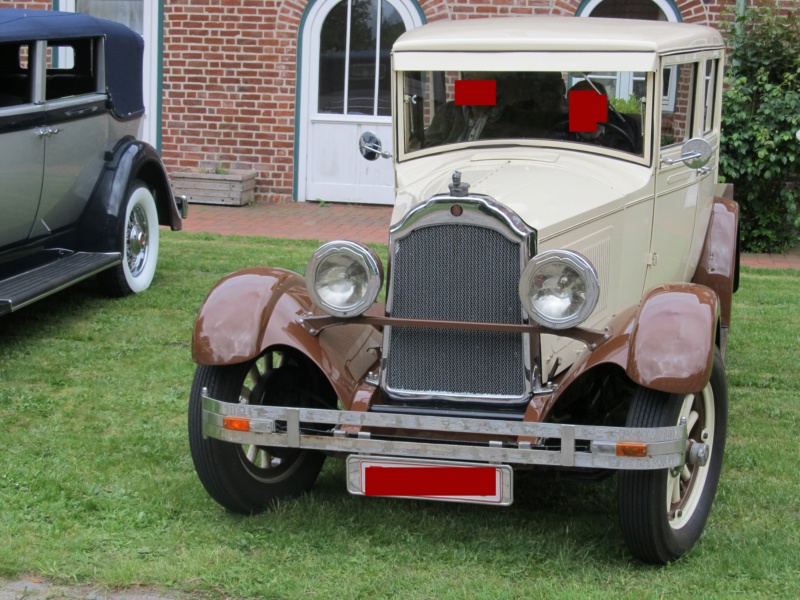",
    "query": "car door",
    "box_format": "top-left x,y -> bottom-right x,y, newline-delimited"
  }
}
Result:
29,37 -> 108,239
644,56 -> 702,290
0,41 -> 45,248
